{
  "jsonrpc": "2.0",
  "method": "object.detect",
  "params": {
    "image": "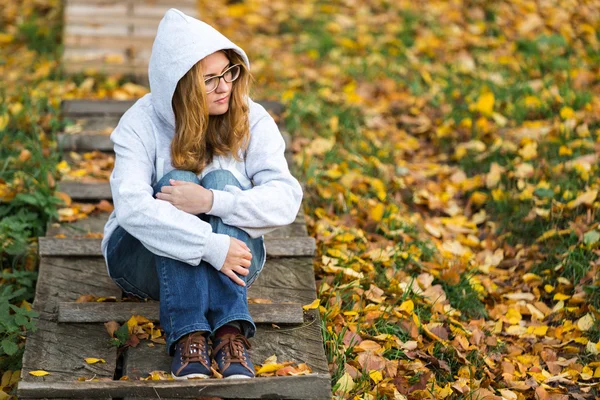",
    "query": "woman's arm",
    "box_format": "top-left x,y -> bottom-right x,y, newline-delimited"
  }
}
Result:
206,113 -> 303,239
110,117 -> 231,270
